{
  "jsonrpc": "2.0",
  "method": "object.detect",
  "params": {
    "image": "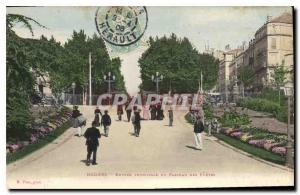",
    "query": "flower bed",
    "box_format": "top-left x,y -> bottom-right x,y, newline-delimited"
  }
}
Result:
219,126 -> 287,156
6,107 -> 72,154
